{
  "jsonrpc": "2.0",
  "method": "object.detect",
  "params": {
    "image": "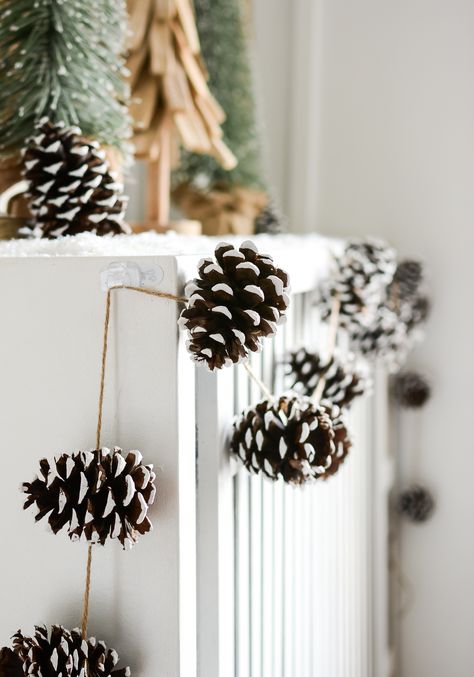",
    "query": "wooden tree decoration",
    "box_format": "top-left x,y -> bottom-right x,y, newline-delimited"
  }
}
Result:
127,0 -> 237,230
